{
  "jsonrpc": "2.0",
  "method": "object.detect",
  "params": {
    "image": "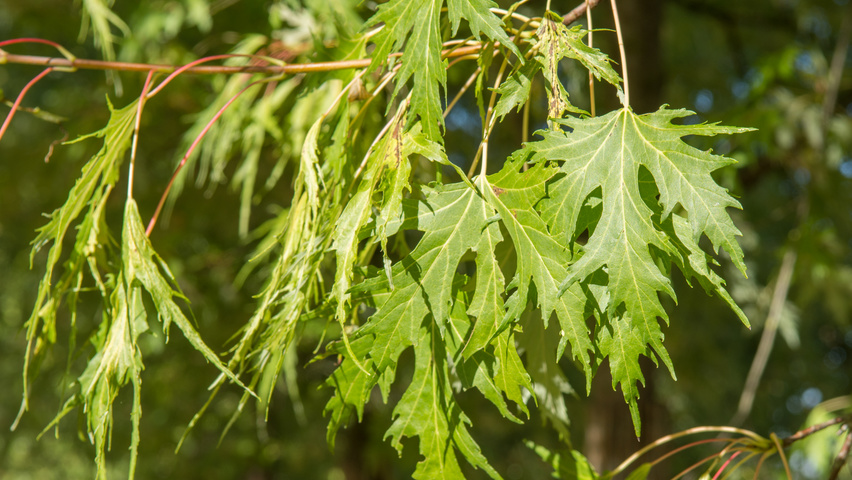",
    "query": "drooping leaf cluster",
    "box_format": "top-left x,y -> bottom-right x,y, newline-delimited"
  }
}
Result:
13,3 -> 753,479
